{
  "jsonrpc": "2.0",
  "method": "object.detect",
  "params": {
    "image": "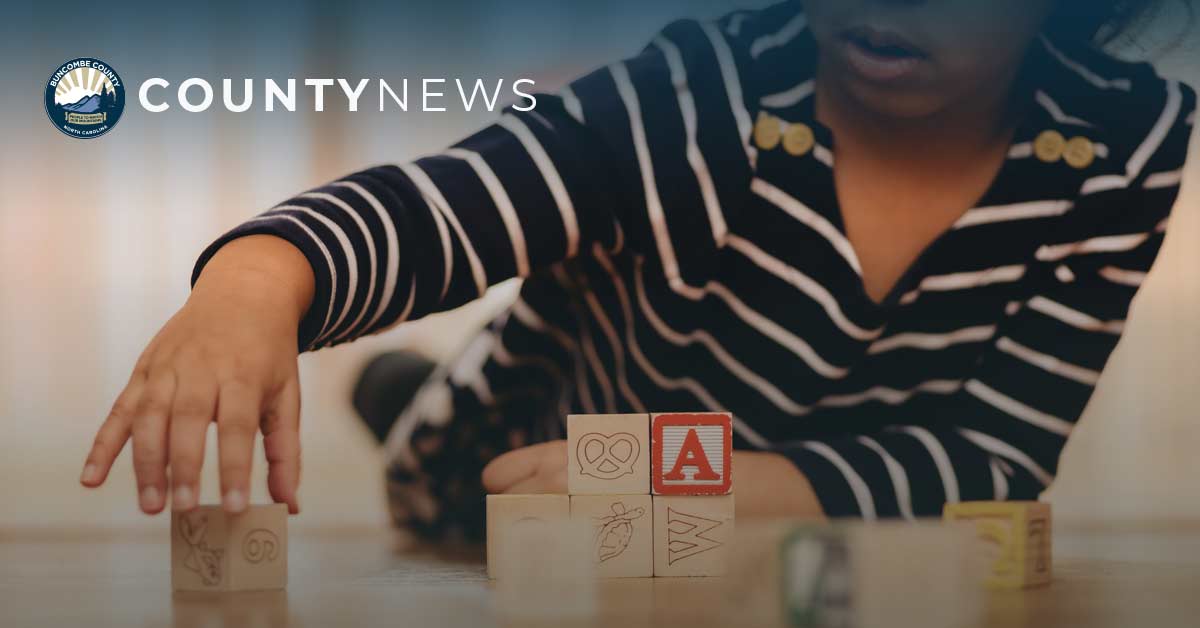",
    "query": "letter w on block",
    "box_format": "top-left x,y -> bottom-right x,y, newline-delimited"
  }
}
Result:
667,508 -> 724,564
652,412 -> 732,495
